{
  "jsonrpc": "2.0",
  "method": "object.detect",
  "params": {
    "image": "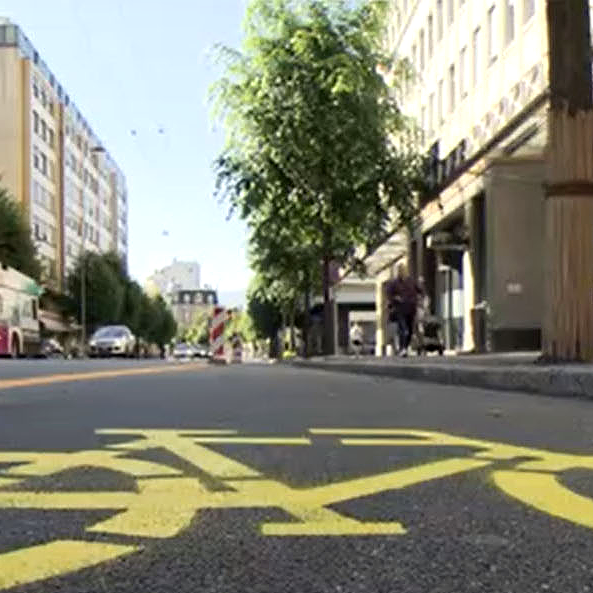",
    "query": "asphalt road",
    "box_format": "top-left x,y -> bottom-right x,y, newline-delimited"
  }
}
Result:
1,361 -> 593,592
